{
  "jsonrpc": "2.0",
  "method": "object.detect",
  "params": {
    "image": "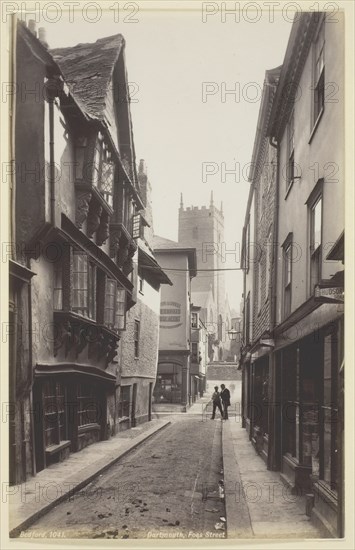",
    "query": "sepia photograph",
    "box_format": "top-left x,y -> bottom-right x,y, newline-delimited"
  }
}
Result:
0,0 -> 353,547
